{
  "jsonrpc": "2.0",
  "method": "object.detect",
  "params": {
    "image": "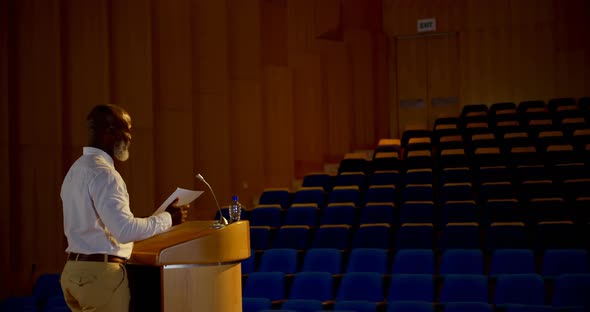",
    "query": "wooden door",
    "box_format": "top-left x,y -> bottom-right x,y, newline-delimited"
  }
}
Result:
396,33 -> 459,133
